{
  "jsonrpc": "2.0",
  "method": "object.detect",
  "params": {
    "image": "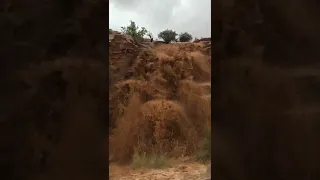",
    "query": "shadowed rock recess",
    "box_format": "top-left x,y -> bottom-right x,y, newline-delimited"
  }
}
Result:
0,1 -> 108,180
213,0 -> 320,180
